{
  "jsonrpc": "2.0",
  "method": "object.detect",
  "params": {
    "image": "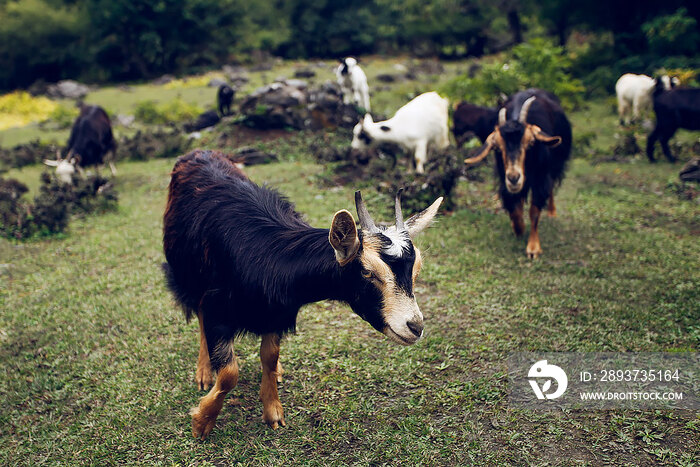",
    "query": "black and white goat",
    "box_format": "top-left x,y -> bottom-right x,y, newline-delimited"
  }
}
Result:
162,150 -> 442,438
464,91 -> 572,258
336,57 -> 371,111
616,73 -> 679,125
44,104 -> 117,182
351,92 -> 449,173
